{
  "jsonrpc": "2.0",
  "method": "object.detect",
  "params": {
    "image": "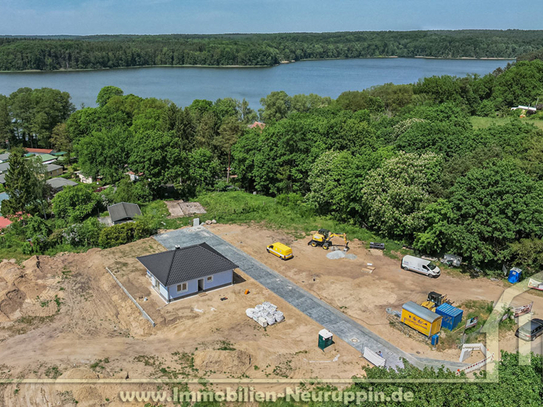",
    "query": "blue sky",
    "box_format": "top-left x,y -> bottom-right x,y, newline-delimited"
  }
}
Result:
0,0 -> 539,35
